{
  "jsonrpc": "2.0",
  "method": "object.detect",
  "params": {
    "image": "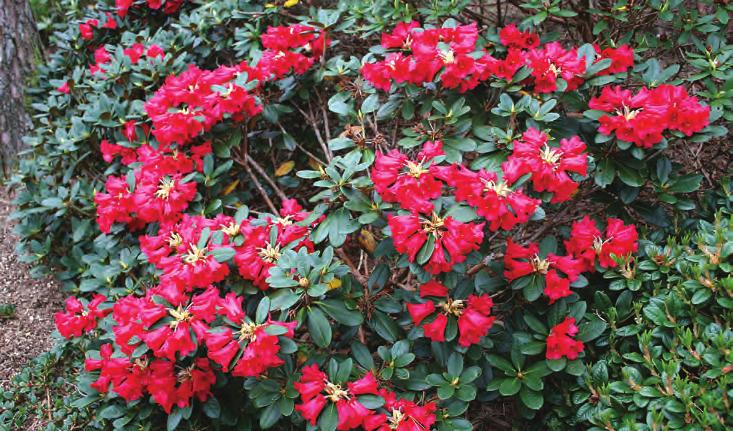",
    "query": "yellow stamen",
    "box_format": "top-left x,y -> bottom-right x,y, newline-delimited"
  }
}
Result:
182,244 -> 207,265
440,298 -> 465,317
155,177 -> 176,200
258,243 -> 282,263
